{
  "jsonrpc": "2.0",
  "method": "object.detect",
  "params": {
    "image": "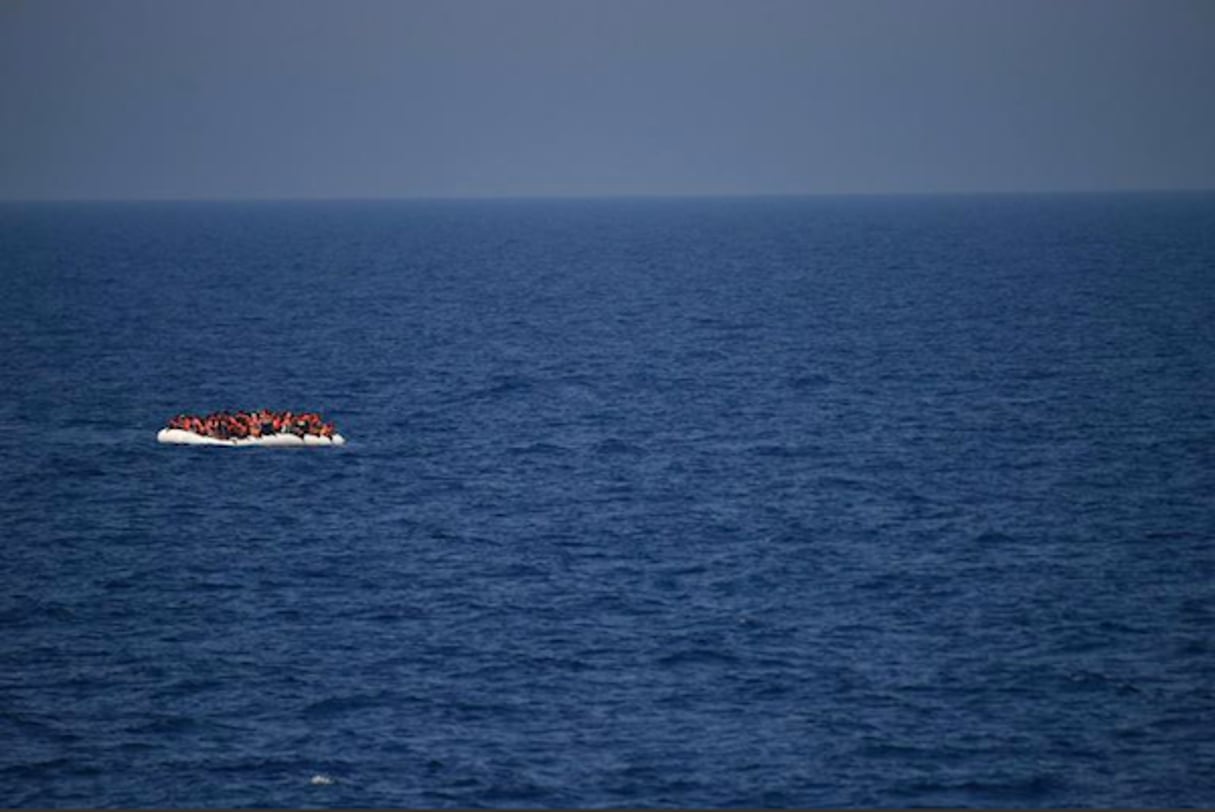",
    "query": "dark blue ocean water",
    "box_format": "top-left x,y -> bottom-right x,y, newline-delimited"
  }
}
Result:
2,194 -> 1214,807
